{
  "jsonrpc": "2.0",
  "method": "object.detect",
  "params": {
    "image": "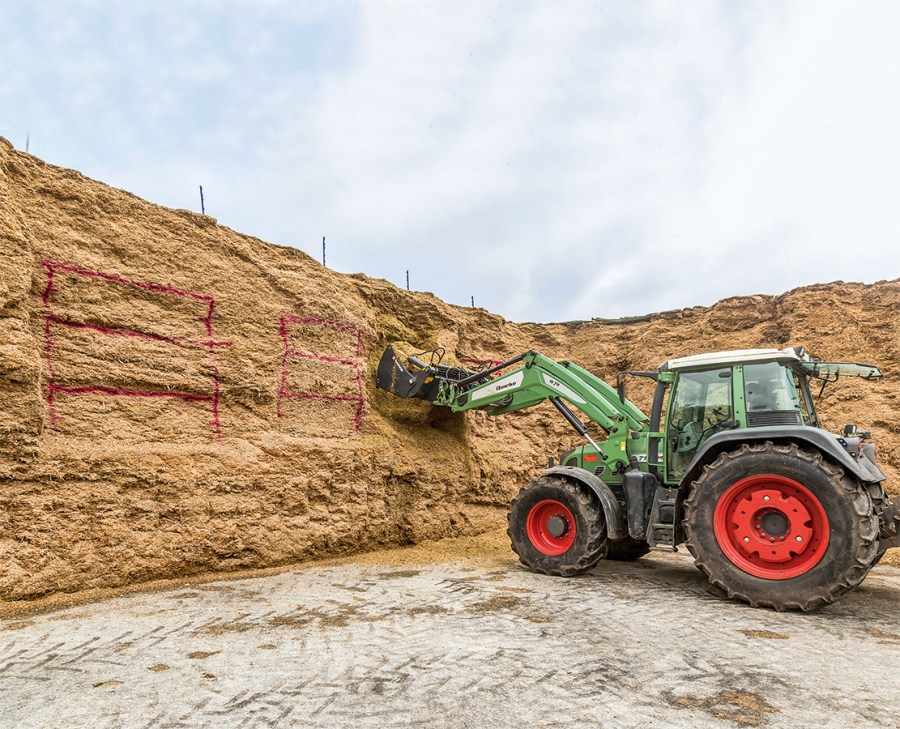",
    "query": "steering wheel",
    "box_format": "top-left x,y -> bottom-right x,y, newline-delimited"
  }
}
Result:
698,416 -> 730,442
